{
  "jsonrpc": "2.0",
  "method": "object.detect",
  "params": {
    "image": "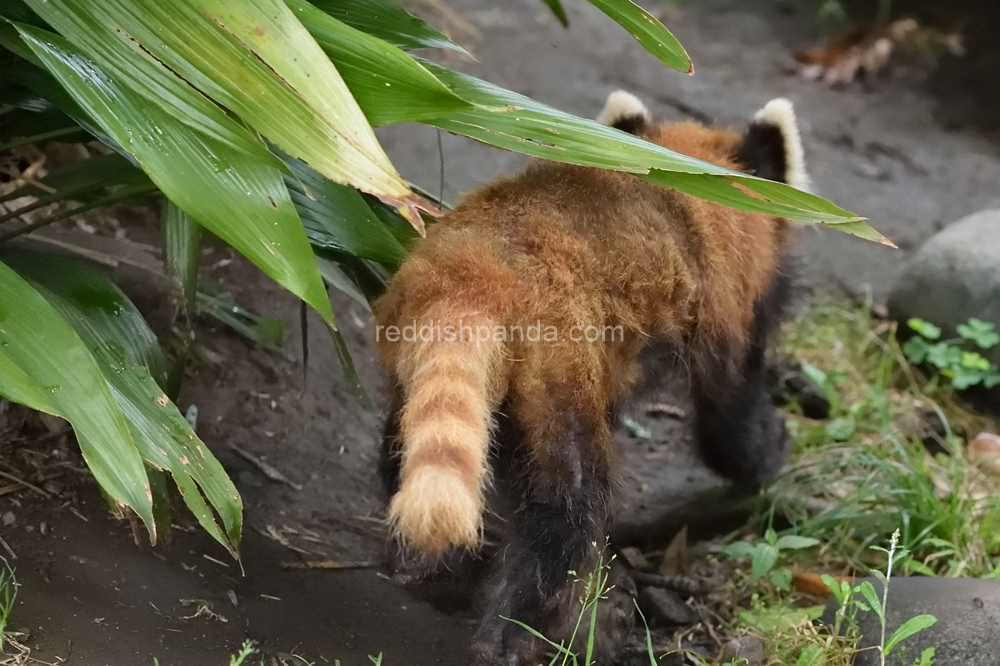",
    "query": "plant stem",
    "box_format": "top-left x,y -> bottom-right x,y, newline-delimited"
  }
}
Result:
880,529 -> 900,666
